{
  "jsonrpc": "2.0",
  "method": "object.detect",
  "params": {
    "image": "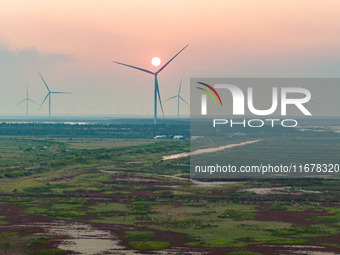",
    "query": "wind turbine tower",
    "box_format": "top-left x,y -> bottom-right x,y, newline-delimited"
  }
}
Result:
113,44 -> 188,125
